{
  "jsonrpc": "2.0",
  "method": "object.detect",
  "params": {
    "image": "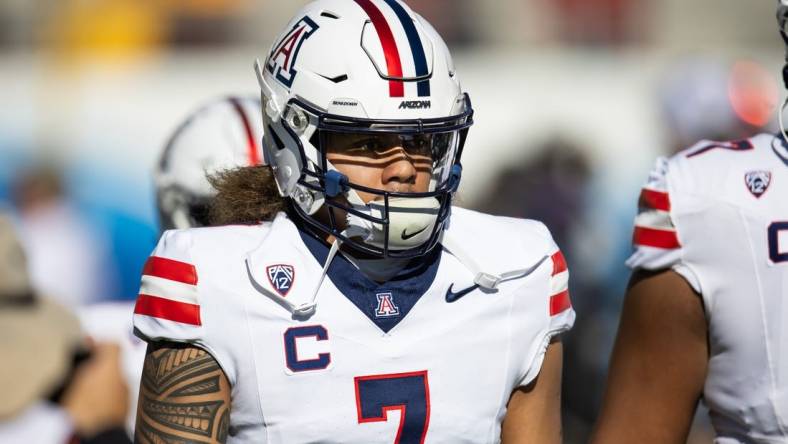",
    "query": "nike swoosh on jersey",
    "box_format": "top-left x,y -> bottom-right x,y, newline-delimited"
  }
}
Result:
445,283 -> 480,303
445,255 -> 551,303
401,226 -> 428,240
